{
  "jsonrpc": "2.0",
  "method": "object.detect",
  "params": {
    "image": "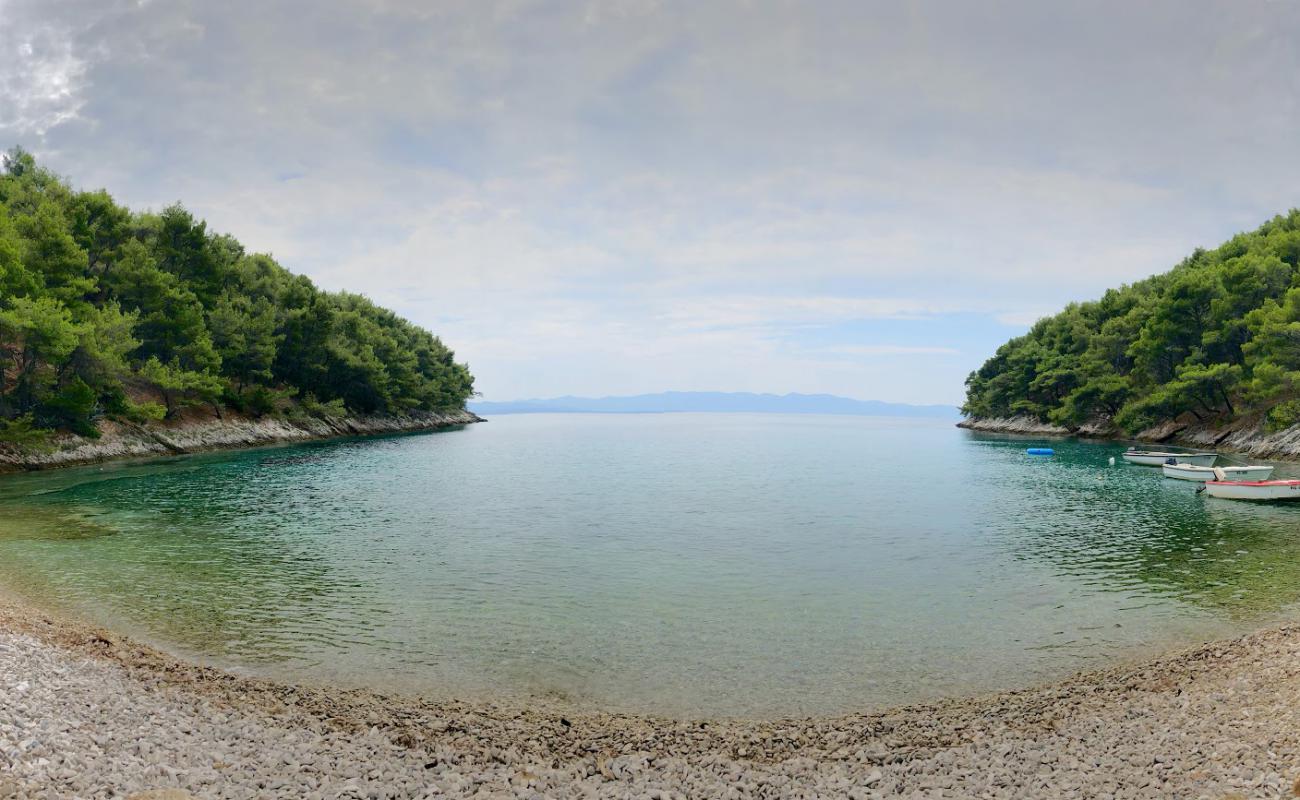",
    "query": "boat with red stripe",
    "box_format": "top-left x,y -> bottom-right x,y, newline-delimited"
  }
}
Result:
1201,477 -> 1300,501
